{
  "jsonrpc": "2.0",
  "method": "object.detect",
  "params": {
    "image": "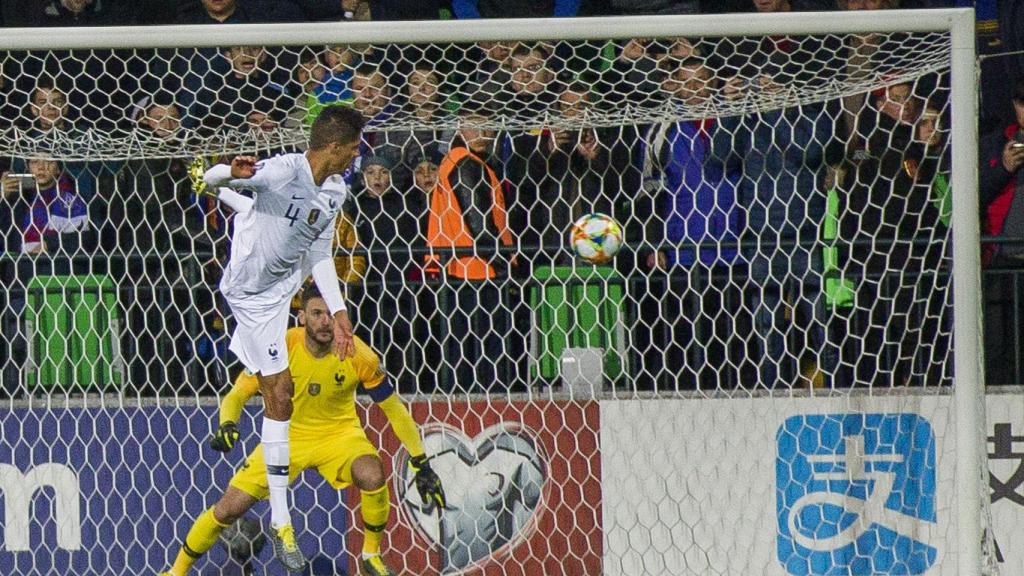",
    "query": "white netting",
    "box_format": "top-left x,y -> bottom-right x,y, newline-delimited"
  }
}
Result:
0,32 -> 951,160
0,12 -> 997,576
